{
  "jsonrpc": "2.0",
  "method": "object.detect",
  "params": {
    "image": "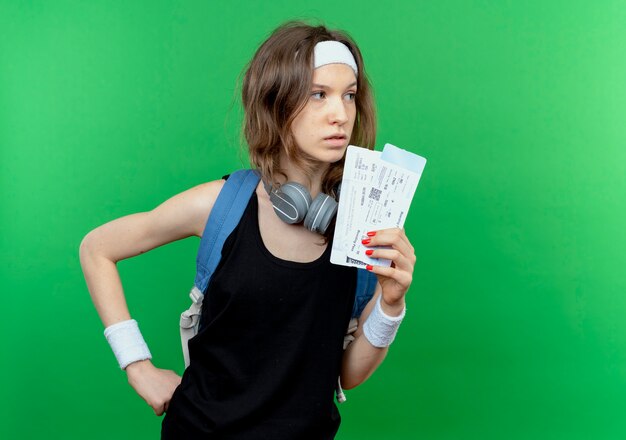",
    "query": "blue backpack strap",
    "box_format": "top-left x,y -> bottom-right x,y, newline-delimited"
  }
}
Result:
193,169 -> 261,293
351,269 -> 378,318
